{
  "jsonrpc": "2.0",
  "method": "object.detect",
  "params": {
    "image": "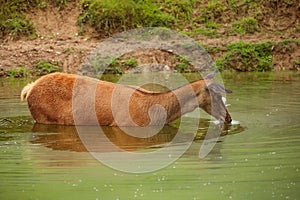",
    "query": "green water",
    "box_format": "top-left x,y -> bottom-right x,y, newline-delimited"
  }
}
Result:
0,72 -> 299,200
